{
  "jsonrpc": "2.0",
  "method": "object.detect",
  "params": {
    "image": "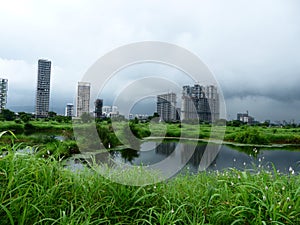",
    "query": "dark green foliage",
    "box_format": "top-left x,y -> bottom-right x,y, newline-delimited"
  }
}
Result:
226,120 -> 245,127
234,128 -> 269,144
0,109 -> 16,121
96,124 -> 121,149
18,112 -> 32,123
0,122 -> 24,134
48,111 -> 57,118
129,122 -> 151,139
